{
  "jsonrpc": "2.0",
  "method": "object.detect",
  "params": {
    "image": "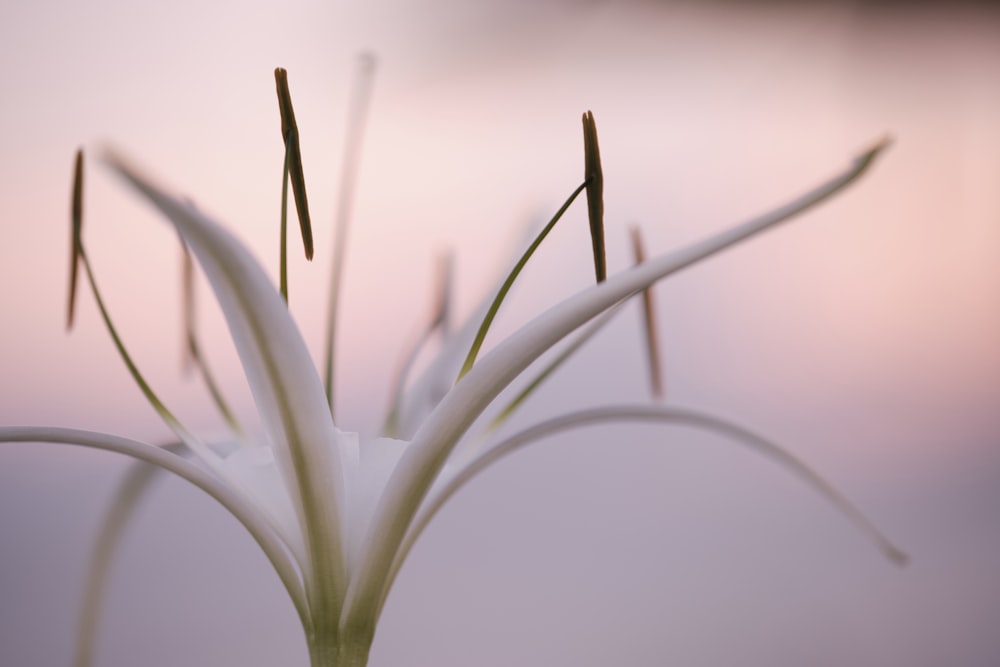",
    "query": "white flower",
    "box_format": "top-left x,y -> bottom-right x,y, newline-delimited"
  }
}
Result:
0,117 -> 901,667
